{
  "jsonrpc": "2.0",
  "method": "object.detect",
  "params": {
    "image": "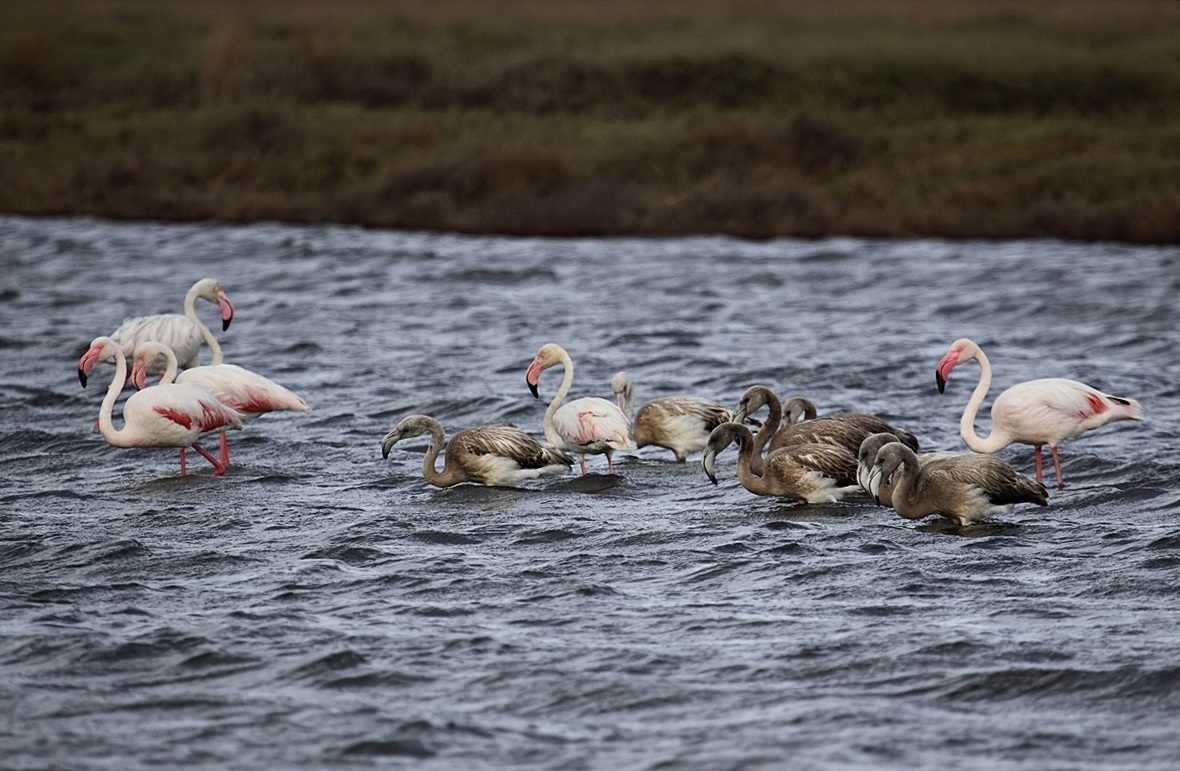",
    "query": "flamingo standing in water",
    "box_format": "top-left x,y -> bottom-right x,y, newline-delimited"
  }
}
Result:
525,343 -> 634,475
107,278 -> 235,374
381,414 -> 573,487
130,341 -> 309,470
935,338 -> 1144,489
76,337 -> 242,476
874,441 -> 1048,526
610,371 -> 735,462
